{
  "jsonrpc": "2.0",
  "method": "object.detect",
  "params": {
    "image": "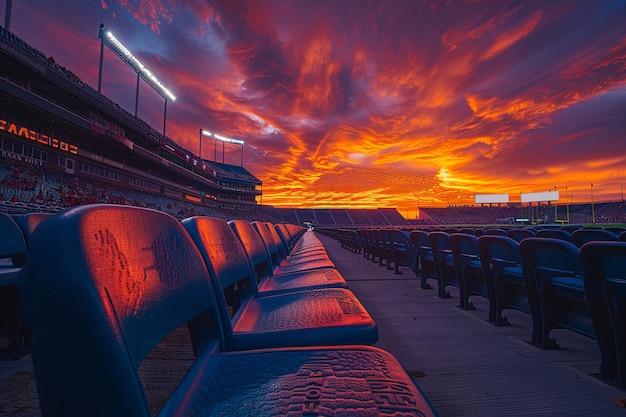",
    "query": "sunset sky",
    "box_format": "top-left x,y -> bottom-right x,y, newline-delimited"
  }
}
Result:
3,0 -> 626,215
